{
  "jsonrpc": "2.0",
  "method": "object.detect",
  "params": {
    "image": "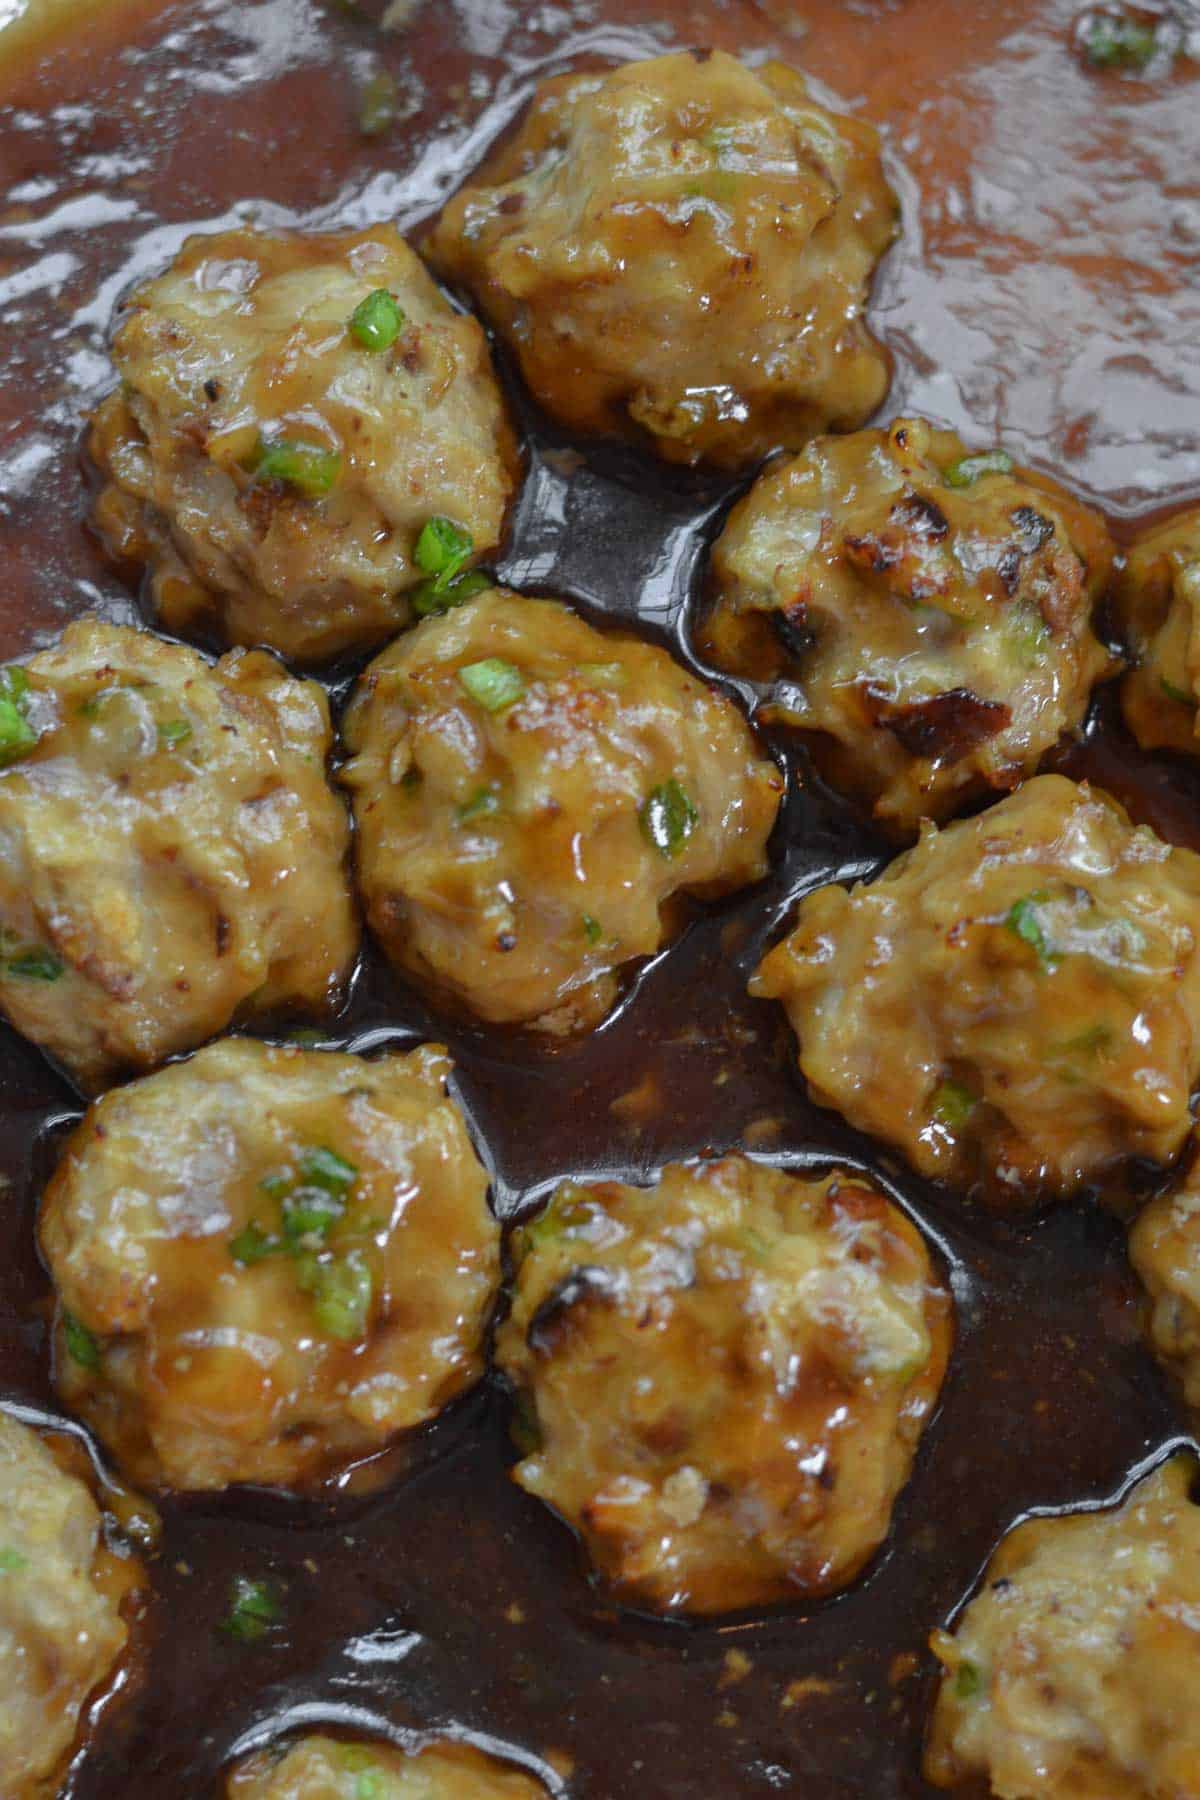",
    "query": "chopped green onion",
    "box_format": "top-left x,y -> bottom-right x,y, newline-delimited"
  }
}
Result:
457,786 -> 501,824
944,450 -> 1014,489
415,516 -> 473,582
582,914 -> 603,946
282,1188 -> 344,1243
1005,892 -> 1054,967
229,1222 -> 280,1266
1083,13 -> 1159,68
253,438 -> 342,498
297,1146 -> 358,1195
1161,675 -> 1193,706
0,668 -> 30,706
0,666 -> 38,768
955,1660 -> 983,1700
222,1575 -> 282,1643
1055,1023 -> 1112,1058
355,1773 -> 386,1800
359,67 -> 398,137
349,288 -> 405,352
259,1170 -> 293,1200
6,947 -> 64,980
311,1250 -> 373,1341
0,1548 -> 27,1573
63,1311 -> 101,1371
640,779 -> 698,860
411,569 -> 491,618
931,1080 -> 977,1131
158,719 -> 192,748
578,661 -> 626,689
459,658 -> 525,713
